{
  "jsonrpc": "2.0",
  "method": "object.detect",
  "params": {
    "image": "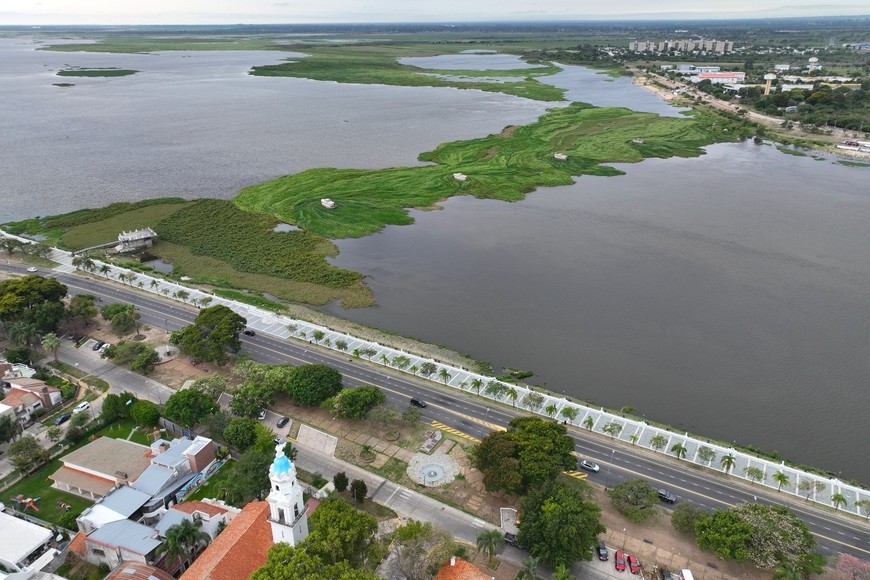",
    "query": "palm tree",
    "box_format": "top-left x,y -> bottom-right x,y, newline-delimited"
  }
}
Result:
335,339 -> 348,352
287,323 -> 298,334
379,353 -> 389,365
438,368 -> 451,385
9,322 -> 39,348
629,434 -> 639,445
671,442 -> 688,459
771,560 -> 802,580
176,290 -> 190,303
476,529 -> 504,566
582,415 -> 595,430
506,387 -> 518,407
312,330 -> 325,343
552,563 -> 573,580
71,255 -> 85,270
127,273 -> 138,287
98,264 -> 111,278
720,453 -> 736,473
161,288 -> 169,297
603,421 -> 623,439
831,492 -> 848,511
772,470 -> 790,491
158,518 -> 211,571
117,272 -> 128,285
471,378 -> 483,395
81,257 -> 95,272
149,279 -> 160,291
41,332 -> 61,362
519,555 -> 541,580
409,364 -> 418,374
855,499 -> 870,520
545,403 -> 557,418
